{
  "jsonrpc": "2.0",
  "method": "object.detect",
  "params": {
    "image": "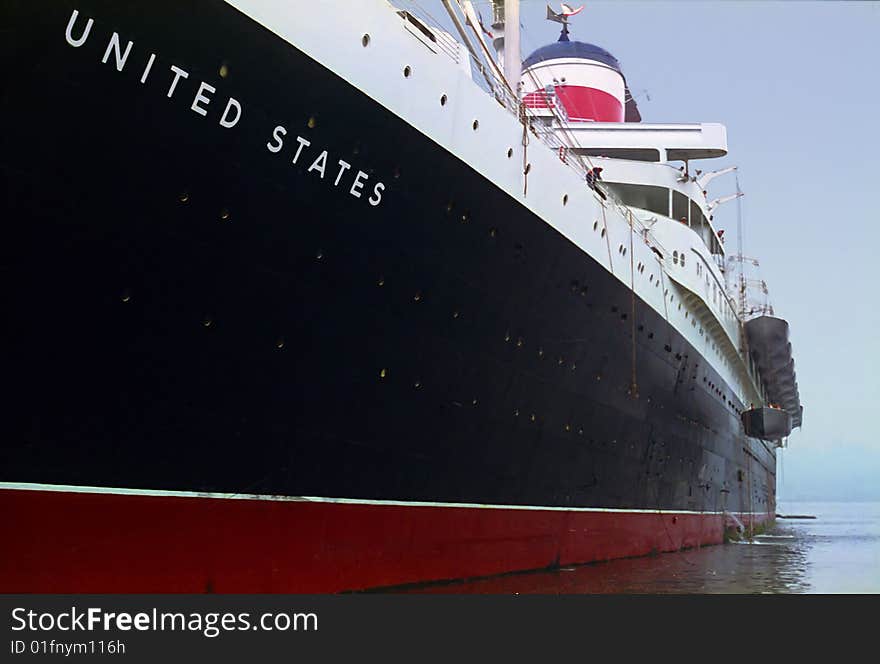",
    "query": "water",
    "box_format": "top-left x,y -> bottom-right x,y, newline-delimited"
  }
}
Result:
403,502 -> 880,593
